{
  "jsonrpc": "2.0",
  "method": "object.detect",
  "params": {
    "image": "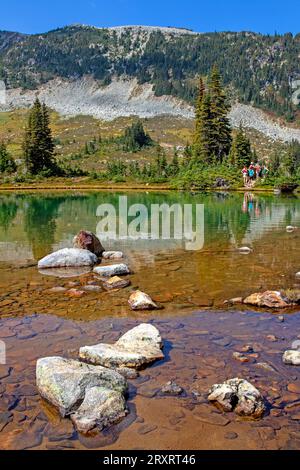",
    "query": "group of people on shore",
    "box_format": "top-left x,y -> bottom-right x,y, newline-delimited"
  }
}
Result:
242,162 -> 268,187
